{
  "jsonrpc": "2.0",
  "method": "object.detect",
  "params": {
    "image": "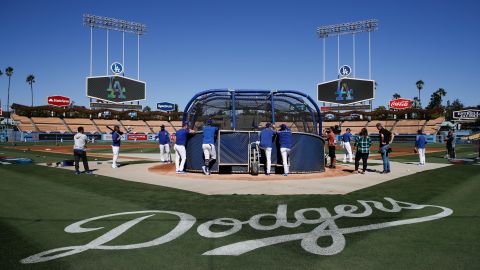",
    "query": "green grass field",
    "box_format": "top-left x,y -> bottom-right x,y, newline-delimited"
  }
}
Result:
1,145 -> 479,269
